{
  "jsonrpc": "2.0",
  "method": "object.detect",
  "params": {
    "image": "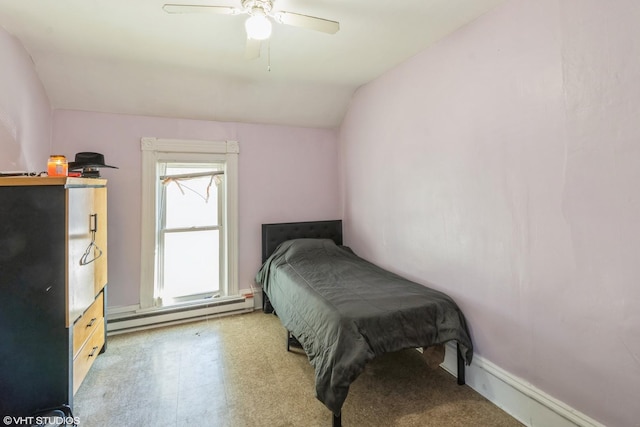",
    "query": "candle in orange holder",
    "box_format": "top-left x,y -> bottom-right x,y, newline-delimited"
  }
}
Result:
47,155 -> 68,177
